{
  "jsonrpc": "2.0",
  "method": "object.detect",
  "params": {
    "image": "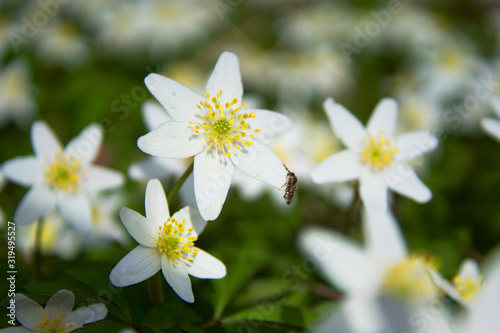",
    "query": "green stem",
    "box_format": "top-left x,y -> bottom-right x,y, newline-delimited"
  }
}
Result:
167,162 -> 194,205
33,218 -> 43,279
